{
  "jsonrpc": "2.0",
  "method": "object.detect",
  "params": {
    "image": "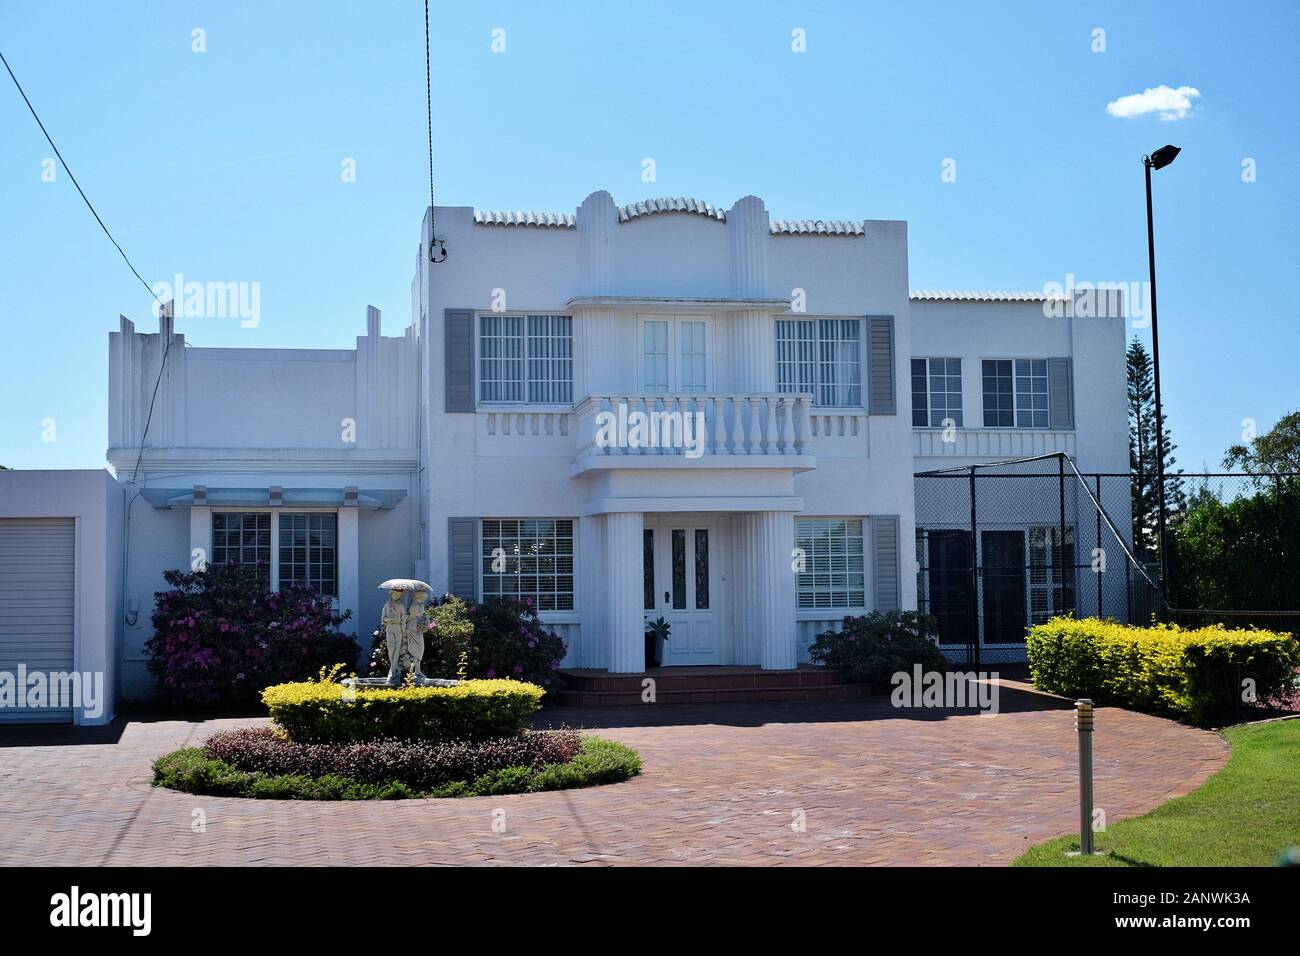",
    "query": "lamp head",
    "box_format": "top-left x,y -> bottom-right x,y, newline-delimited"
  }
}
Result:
1148,145 -> 1181,170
